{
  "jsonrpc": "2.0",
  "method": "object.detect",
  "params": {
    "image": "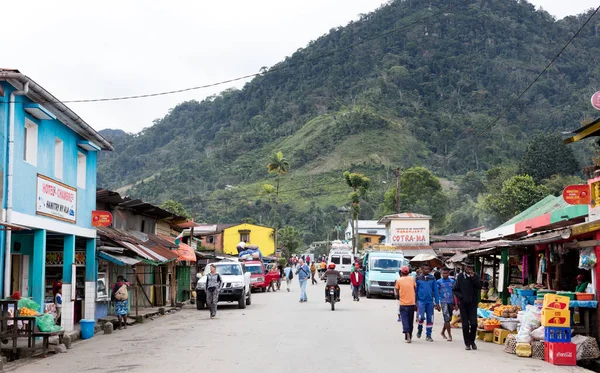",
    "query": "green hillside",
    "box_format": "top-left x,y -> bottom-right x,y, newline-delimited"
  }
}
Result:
97,0 -> 600,243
